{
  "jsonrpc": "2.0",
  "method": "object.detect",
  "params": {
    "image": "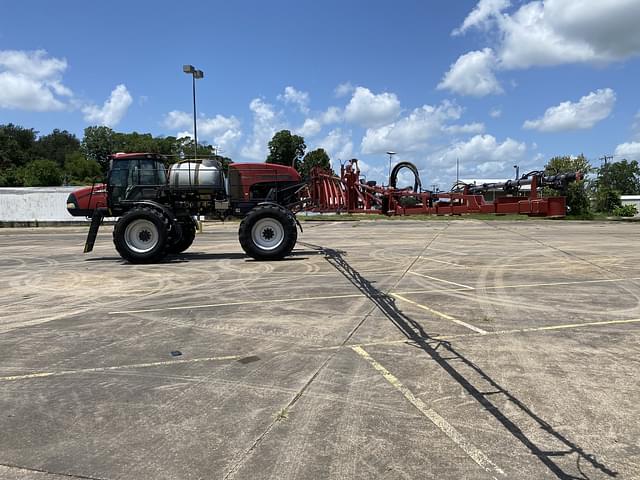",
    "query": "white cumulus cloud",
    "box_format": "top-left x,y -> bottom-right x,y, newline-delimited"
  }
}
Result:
523,88 -> 615,132
344,87 -> 401,128
453,0 -> 511,35
0,49 -> 72,111
278,86 -> 310,114
334,82 -> 355,98
444,1 -> 640,96
361,101 -> 483,154
318,128 -> 354,166
241,98 -> 283,161
614,142 -> 640,160
164,110 -> 242,154
82,84 -> 133,127
430,134 -> 527,178
296,106 -> 343,138
437,48 -> 503,97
